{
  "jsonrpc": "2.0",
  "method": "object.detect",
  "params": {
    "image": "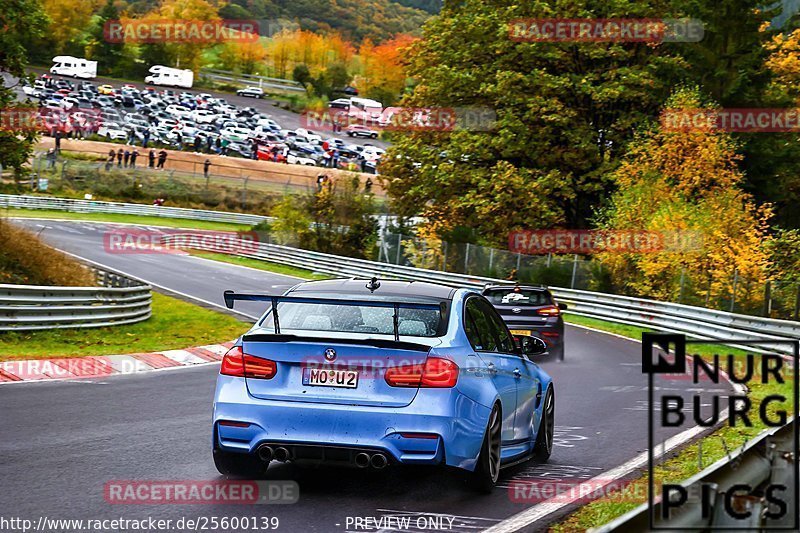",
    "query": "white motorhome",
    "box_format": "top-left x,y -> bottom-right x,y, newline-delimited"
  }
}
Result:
348,97 -> 383,123
50,56 -> 98,79
144,65 -> 194,89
